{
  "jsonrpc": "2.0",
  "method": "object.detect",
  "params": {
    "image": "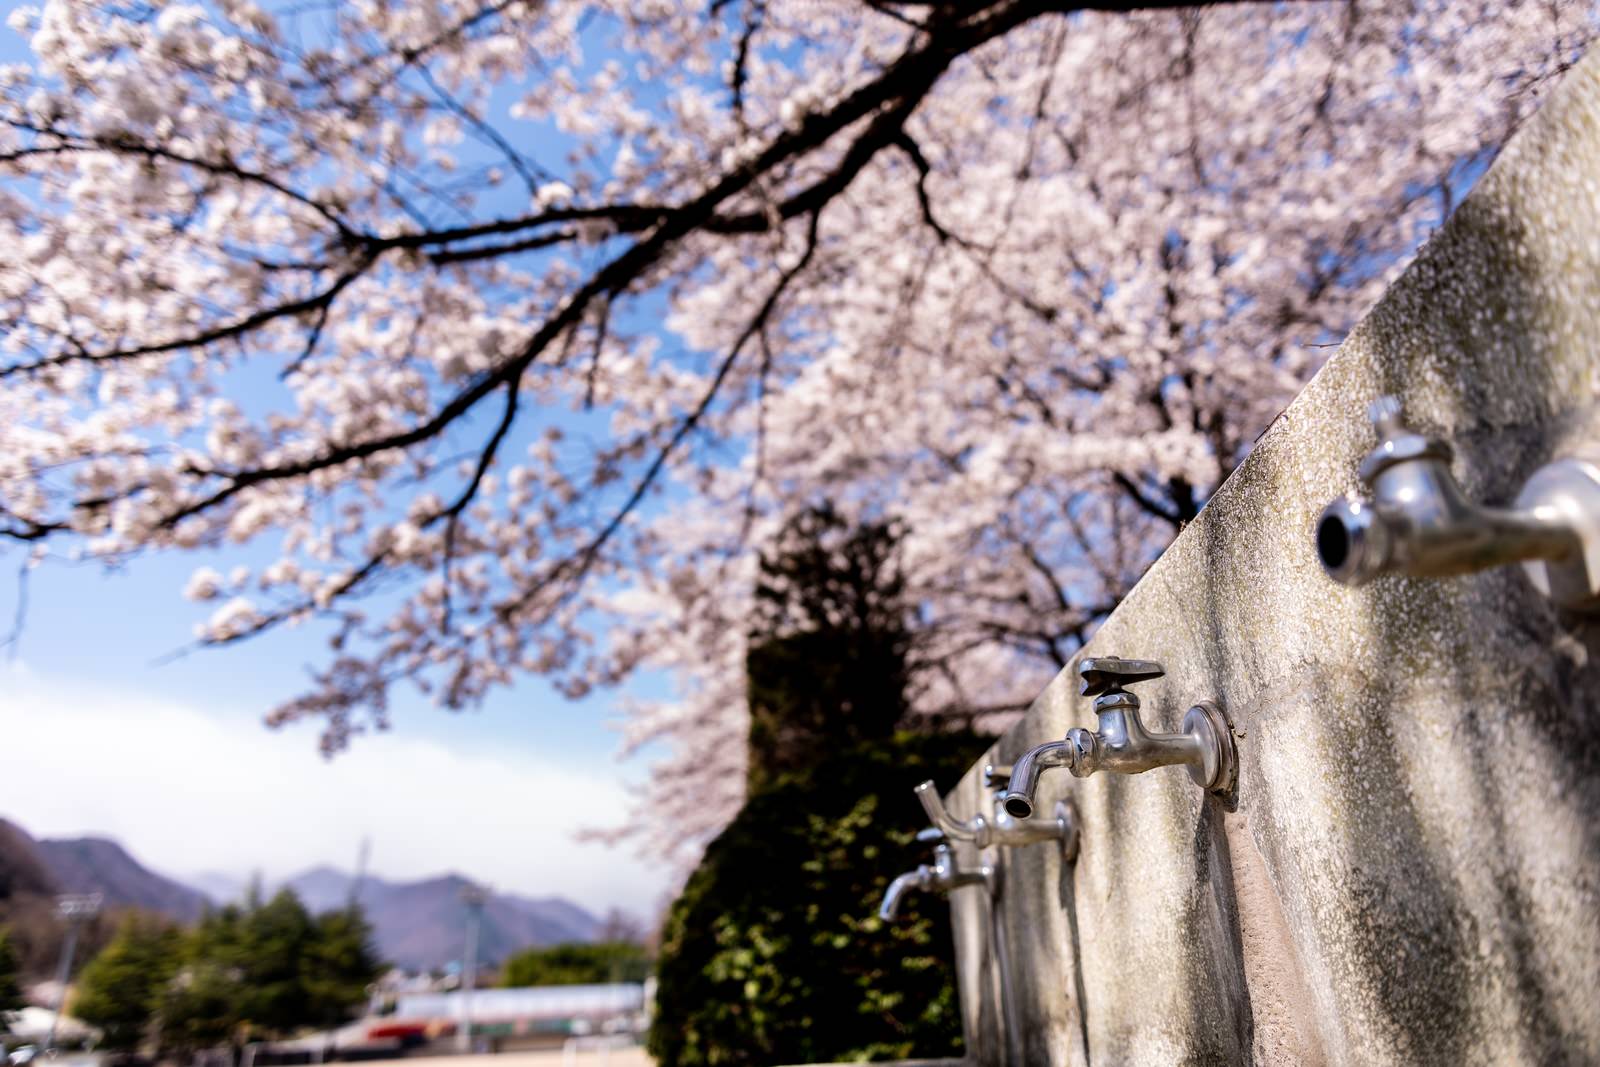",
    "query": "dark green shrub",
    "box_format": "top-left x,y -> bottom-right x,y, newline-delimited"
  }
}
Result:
500,941 -> 651,987
648,730 -> 985,1066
